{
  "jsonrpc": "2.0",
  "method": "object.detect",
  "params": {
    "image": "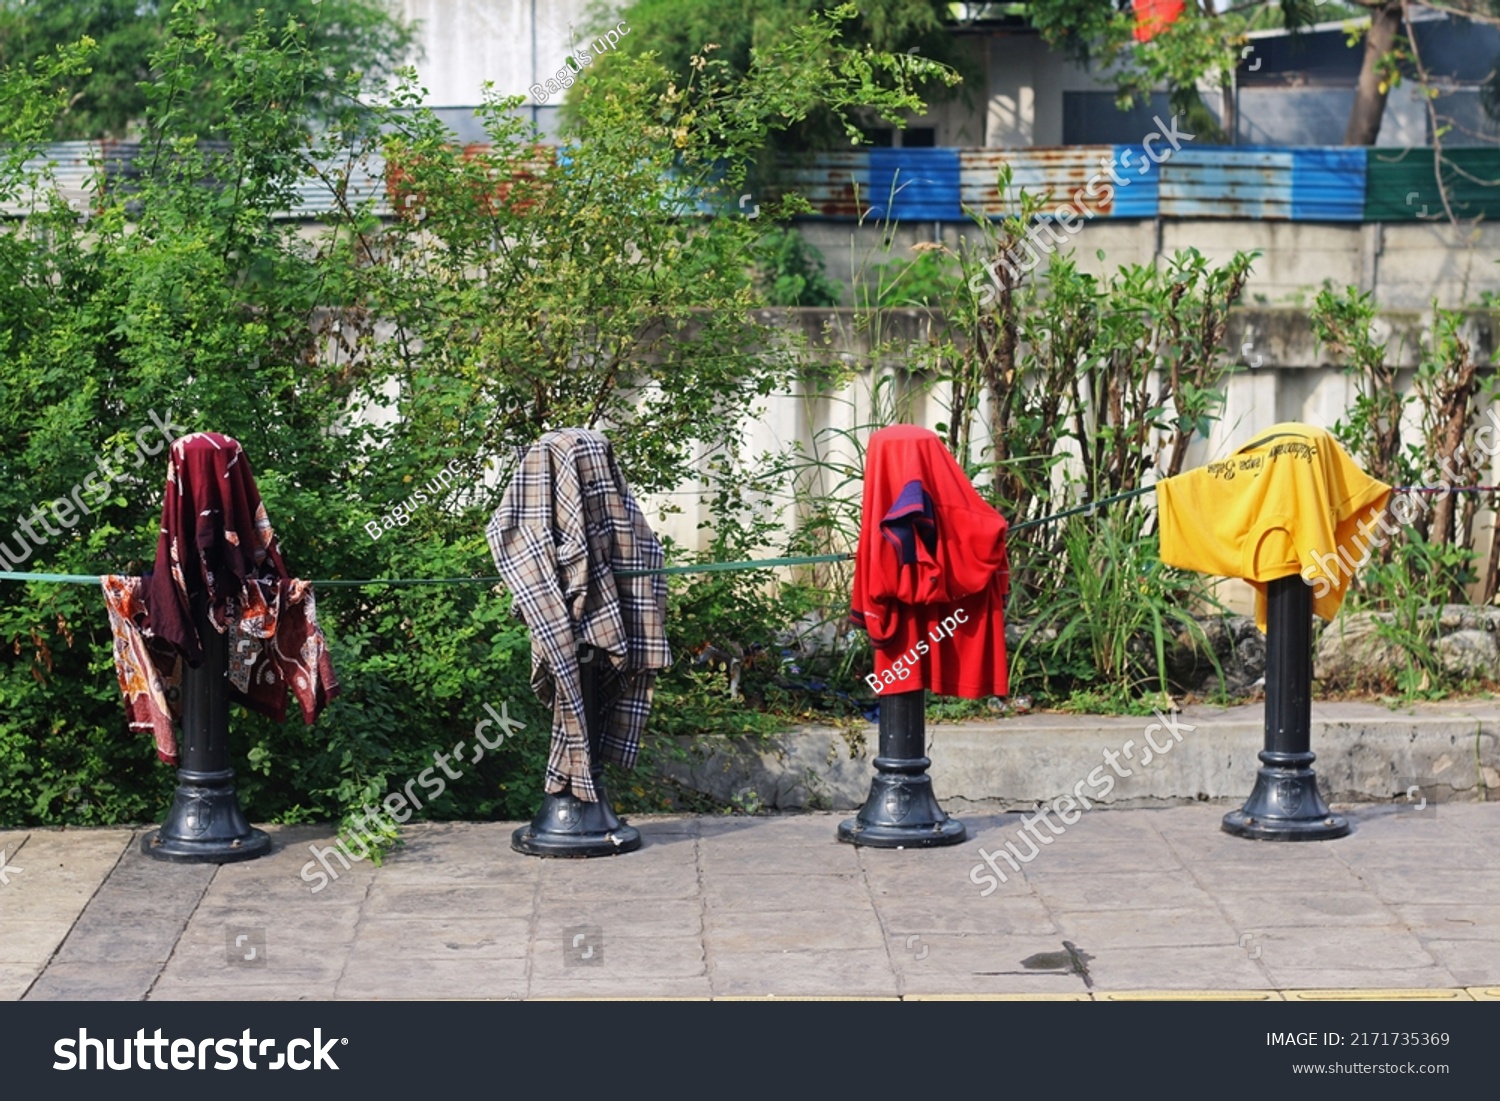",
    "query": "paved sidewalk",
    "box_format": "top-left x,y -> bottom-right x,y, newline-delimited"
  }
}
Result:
1,804 -> 1498,1001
